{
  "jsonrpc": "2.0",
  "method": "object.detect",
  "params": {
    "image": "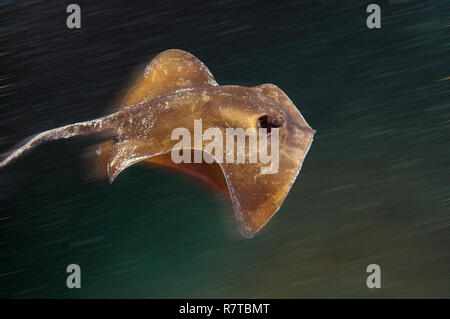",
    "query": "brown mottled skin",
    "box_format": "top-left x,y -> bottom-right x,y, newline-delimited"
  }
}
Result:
0,49 -> 315,238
